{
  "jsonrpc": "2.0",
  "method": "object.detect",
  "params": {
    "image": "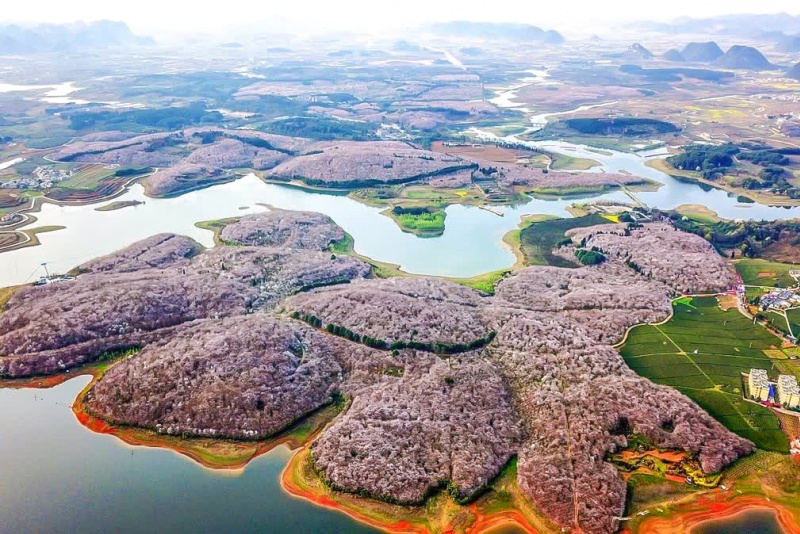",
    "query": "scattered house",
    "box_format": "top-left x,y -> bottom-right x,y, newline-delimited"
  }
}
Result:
749,369 -> 771,402
0,165 -> 73,190
778,375 -> 800,409
759,288 -> 800,311
34,275 -> 75,286
0,212 -> 20,224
